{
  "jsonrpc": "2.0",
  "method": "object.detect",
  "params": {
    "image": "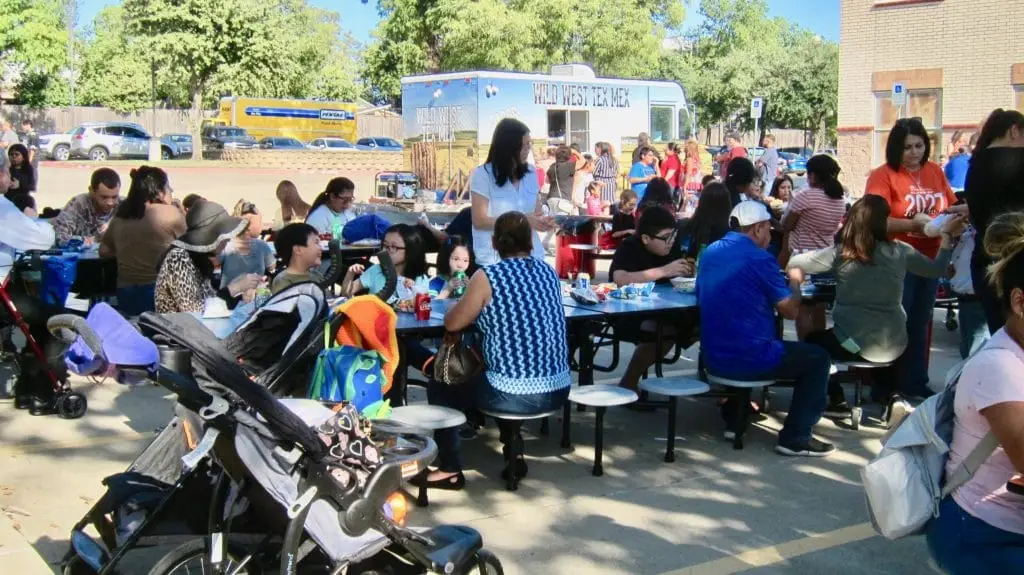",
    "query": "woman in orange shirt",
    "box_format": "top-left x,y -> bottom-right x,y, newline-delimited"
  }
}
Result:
865,117 -> 967,404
